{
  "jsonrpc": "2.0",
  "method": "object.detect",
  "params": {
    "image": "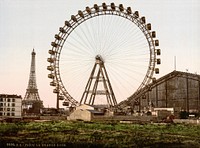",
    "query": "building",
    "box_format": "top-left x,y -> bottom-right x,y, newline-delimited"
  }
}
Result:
120,71 -> 200,114
139,71 -> 200,113
0,94 -> 22,118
